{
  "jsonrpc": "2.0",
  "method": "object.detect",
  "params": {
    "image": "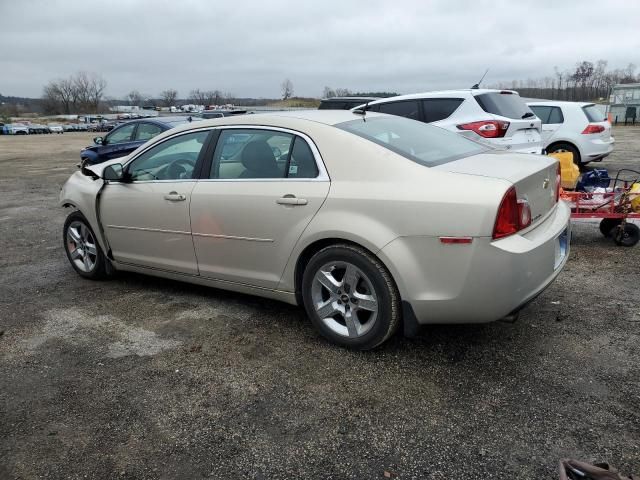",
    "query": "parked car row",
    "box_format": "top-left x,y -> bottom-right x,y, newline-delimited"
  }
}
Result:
0,122 -> 98,134
319,89 -> 615,168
